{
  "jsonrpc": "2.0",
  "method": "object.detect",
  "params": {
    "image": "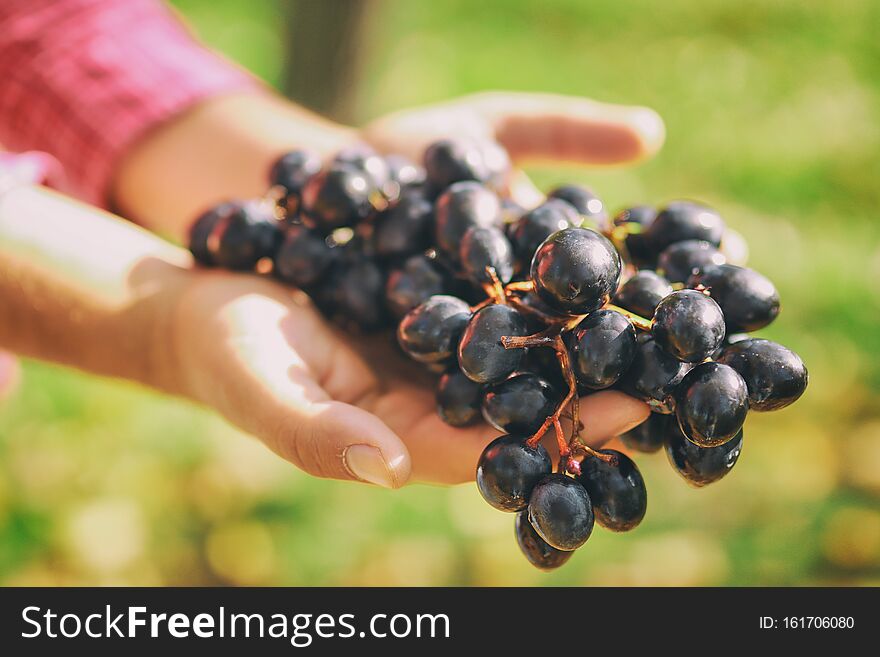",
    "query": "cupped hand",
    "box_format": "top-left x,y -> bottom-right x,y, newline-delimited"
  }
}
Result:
362,91 -> 665,203
170,271 -> 649,488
